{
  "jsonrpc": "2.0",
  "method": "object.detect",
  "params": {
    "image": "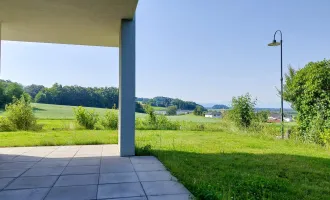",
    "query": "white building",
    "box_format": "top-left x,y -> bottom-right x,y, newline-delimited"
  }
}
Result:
205,112 -> 222,118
